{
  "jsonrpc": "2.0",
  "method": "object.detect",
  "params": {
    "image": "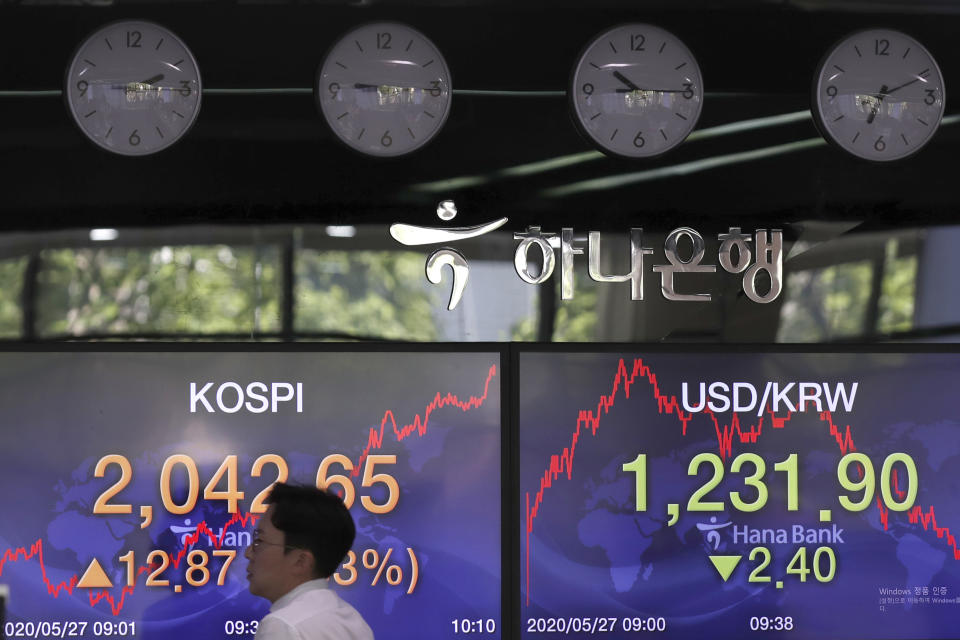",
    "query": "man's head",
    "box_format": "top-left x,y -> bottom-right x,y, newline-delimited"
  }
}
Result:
244,482 -> 356,603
